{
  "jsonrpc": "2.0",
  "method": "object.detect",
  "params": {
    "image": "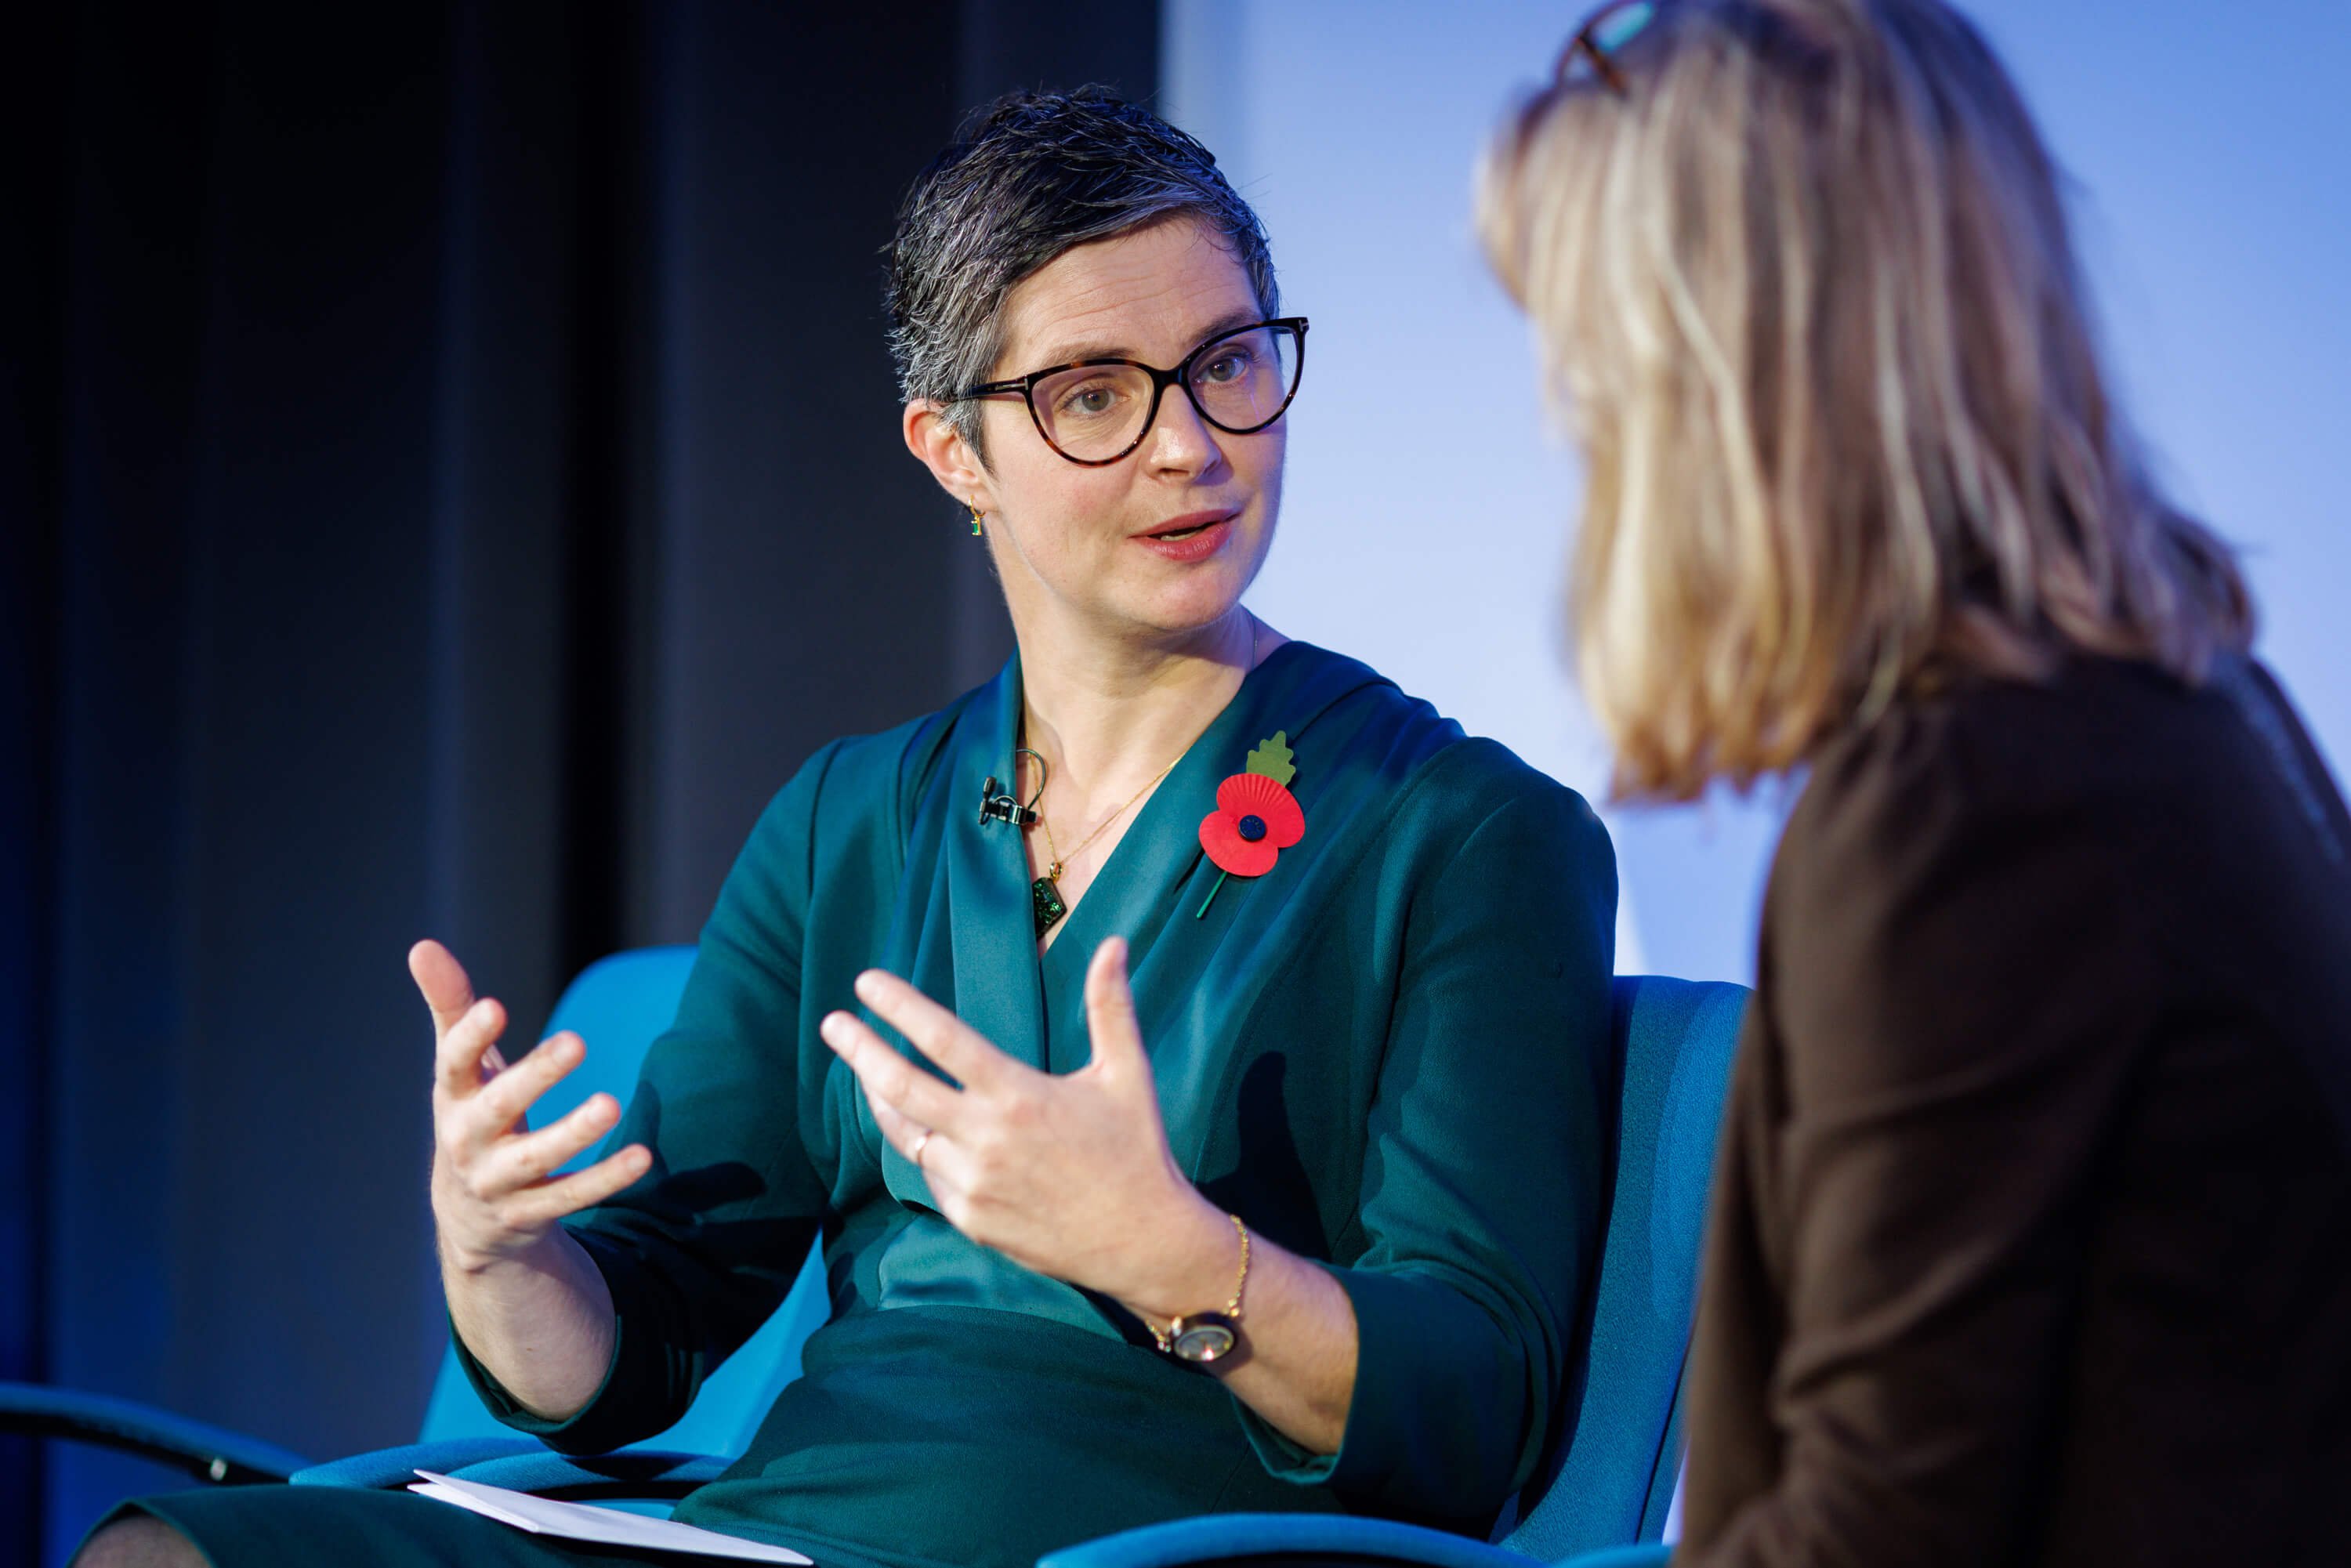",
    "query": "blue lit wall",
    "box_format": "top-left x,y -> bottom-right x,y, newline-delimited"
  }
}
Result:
1167,0 -> 2351,985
